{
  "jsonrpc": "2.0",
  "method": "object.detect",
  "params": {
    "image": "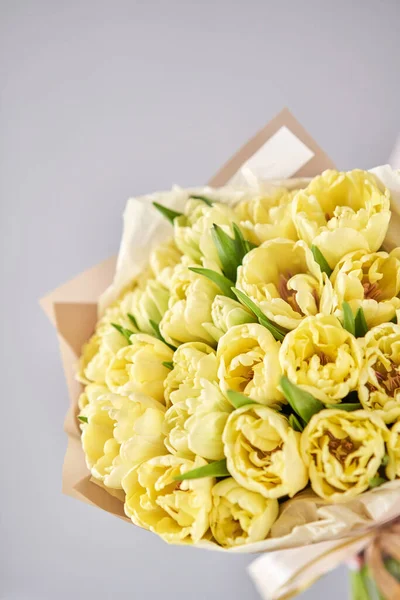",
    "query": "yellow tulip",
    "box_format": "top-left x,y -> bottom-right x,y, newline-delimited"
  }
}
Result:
279,315 -> 363,404
210,478 -> 279,547
104,393 -> 167,489
235,188 -> 297,244
237,238 -> 332,330
217,323 -> 284,406
122,455 -> 213,544
78,383 -> 108,410
301,409 -> 388,502
359,322 -> 400,422
79,395 -> 118,483
292,169 -> 391,268
120,278 -> 170,335
174,198 -> 239,265
164,379 -> 232,461
223,405 -> 308,498
77,306 -> 134,385
149,239 -> 182,289
106,334 -> 173,403
204,295 -> 257,342
164,341 -> 218,406
331,249 -> 400,328
160,263 -> 220,346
